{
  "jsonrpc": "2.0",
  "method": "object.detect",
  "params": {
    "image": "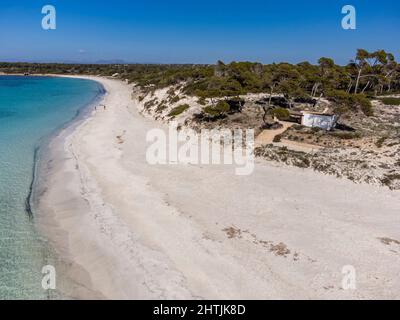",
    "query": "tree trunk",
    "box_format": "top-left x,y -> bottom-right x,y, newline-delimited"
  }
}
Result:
263,85 -> 275,124
262,106 -> 268,124
315,93 -> 323,108
361,81 -> 370,94
354,69 -> 362,94
288,99 -> 293,109
268,85 -> 274,107
311,83 -> 318,97
346,80 -> 353,94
